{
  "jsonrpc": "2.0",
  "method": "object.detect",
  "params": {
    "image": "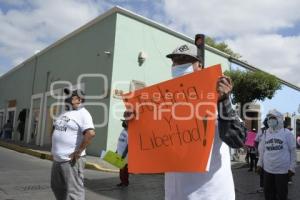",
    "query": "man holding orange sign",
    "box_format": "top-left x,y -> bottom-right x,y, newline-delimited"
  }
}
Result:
165,44 -> 246,200
167,42 -> 247,200
123,43 -> 246,200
